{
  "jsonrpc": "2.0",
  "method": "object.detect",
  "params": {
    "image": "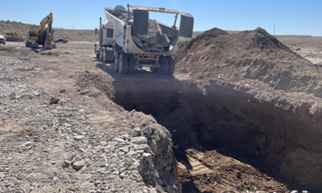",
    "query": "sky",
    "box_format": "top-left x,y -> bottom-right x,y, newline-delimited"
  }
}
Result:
0,0 -> 321,36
